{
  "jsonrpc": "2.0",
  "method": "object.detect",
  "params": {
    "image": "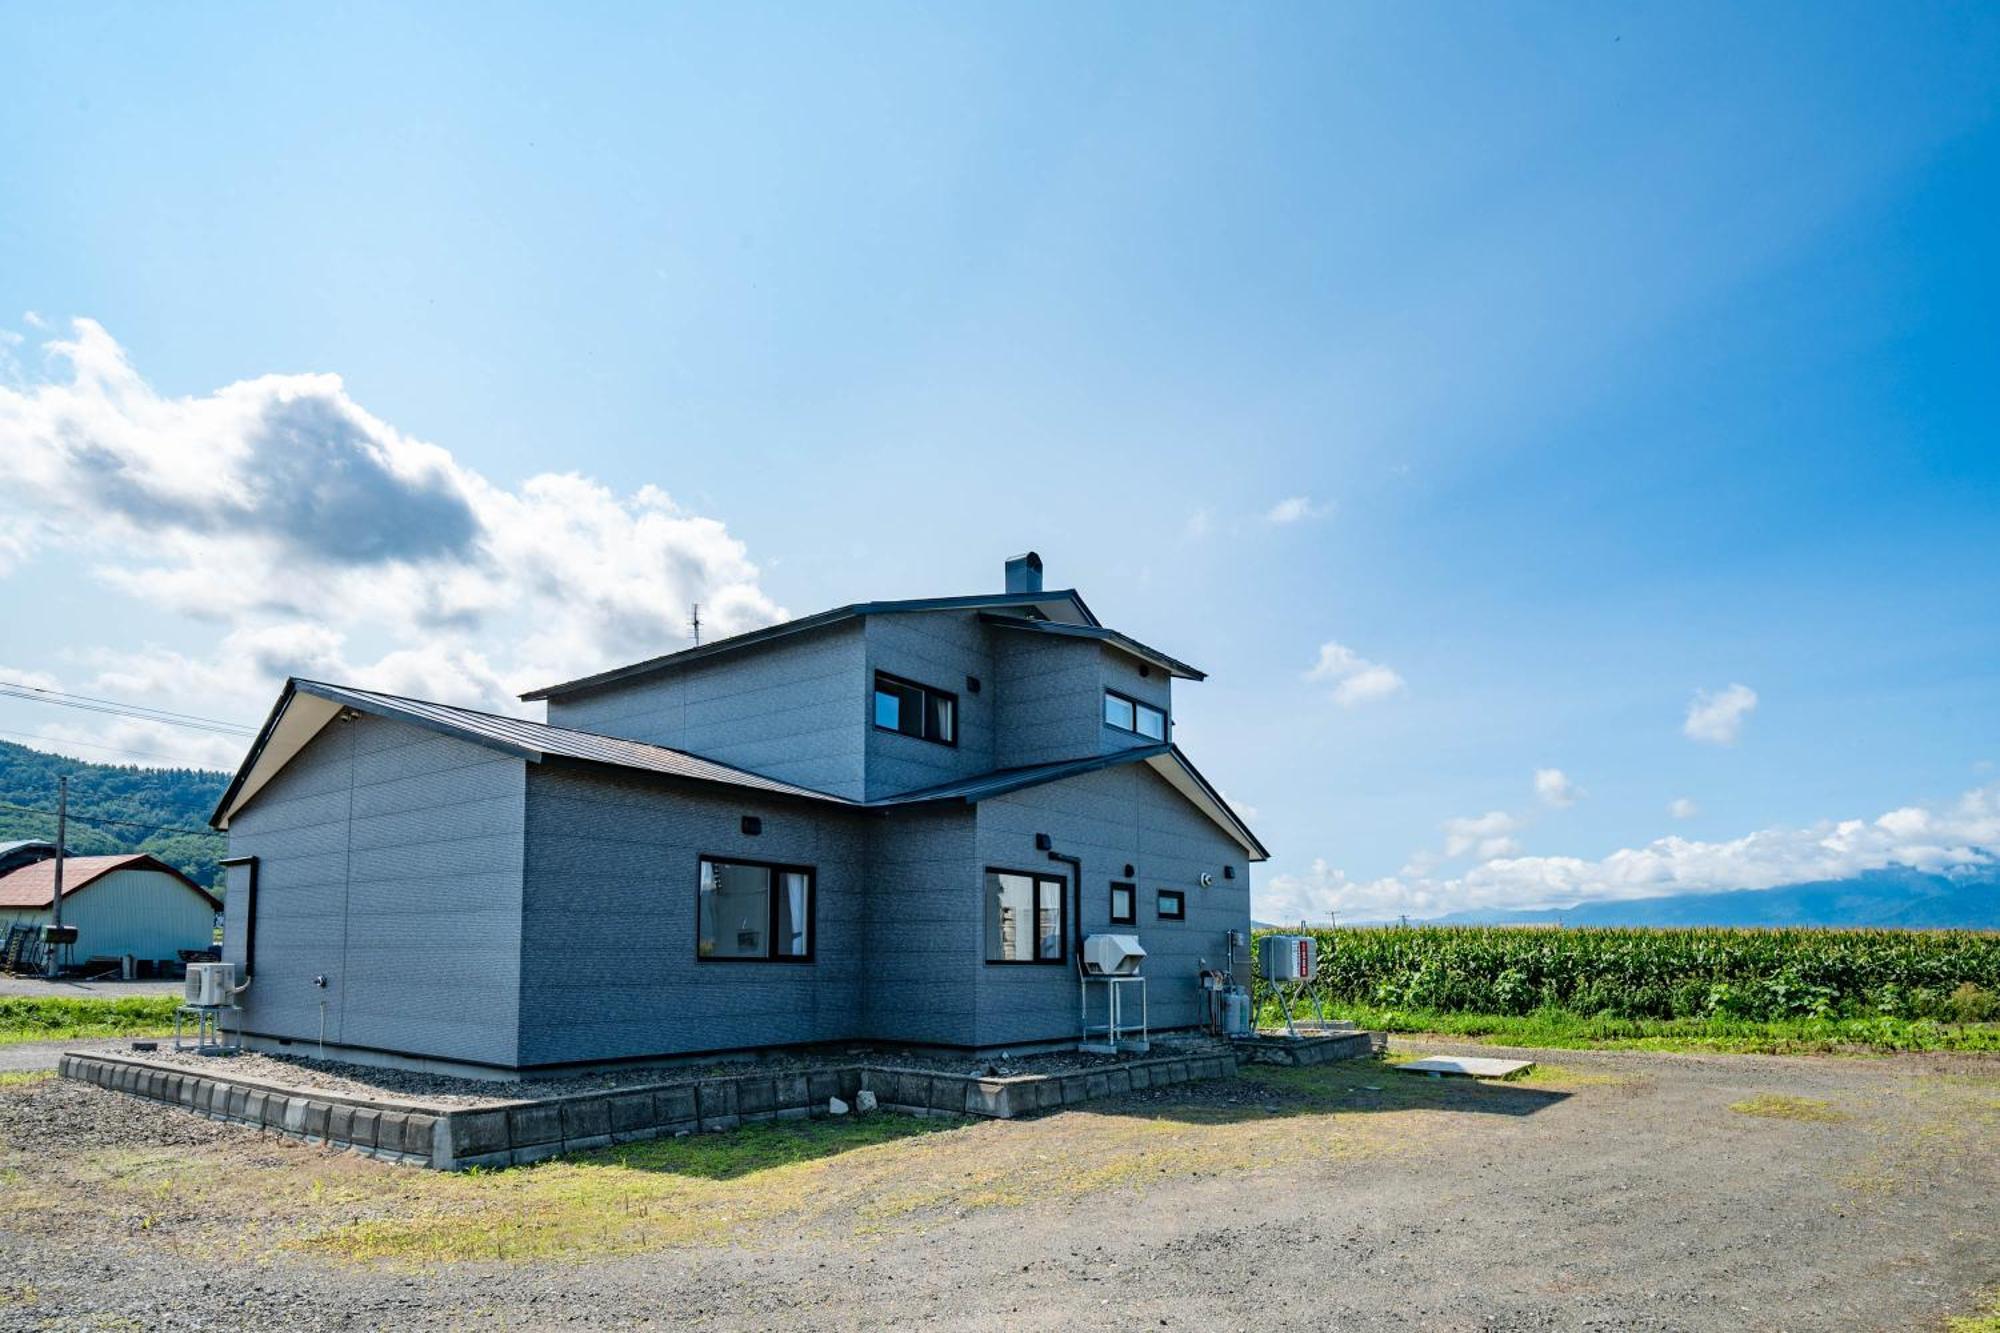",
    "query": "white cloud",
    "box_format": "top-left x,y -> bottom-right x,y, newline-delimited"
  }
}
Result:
1303,641 -> 1406,707
1257,782 -> 2000,924
1534,767 -> 1580,808
0,318 -> 786,765
1669,797 -> 1700,820
1684,682 -> 1758,745
1442,810 -> 1520,860
1182,507 -> 1213,540
1219,790 -> 1260,823
1265,495 -> 1330,525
